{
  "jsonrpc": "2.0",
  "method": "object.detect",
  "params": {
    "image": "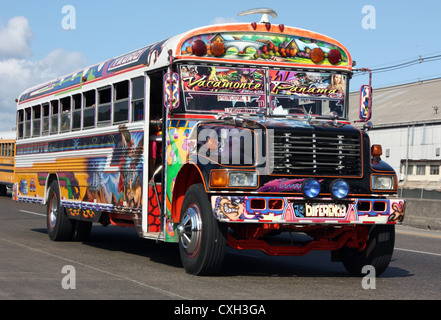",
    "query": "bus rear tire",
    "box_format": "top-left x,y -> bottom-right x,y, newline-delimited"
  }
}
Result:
340,225 -> 395,277
47,181 -> 74,241
0,185 -> 6,196
177,184 -> 227,276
